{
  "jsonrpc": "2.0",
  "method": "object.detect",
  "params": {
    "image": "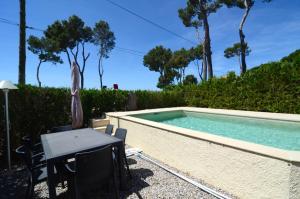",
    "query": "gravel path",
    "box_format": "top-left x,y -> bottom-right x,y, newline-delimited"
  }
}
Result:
0,154 -> 233,199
